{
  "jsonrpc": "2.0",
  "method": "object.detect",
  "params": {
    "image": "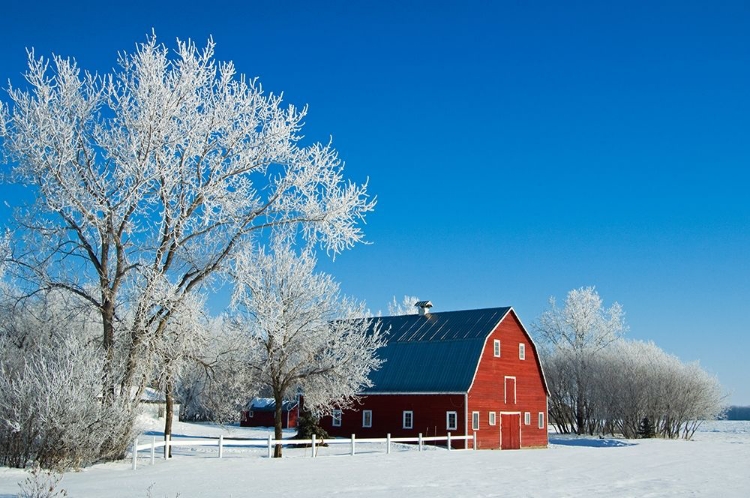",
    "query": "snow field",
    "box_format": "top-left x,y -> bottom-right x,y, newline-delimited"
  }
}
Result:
0,420 -> 748,497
